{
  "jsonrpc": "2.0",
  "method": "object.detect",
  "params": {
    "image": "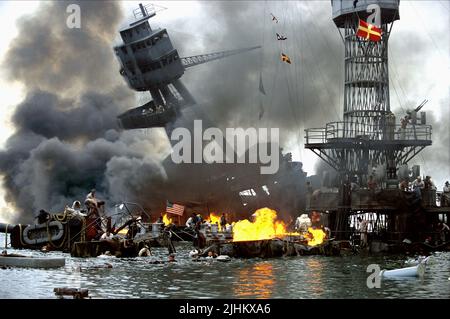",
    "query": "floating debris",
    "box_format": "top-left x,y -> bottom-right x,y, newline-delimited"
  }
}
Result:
54,288 -> 89,299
